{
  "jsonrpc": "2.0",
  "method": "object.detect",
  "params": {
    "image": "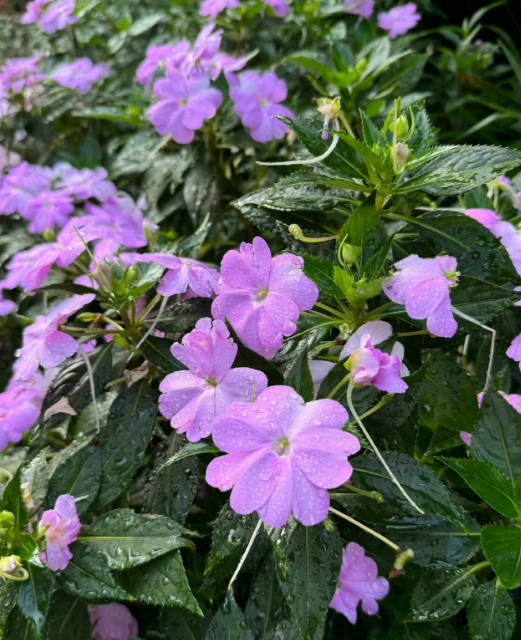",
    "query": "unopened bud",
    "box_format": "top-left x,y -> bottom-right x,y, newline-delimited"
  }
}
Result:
323,517 -> 337,533
112,335 -> 131,350
126,265 -> 140,284
77,312 -> 97,322
0,511 -> 15,538
392,142 -> 412,175
289,224 -> 304,240
42,229 -> 56,243
341,243 -> 361,266
390,114 -> 409,140
0,555 -> 21,576
355,58 -> 368,74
